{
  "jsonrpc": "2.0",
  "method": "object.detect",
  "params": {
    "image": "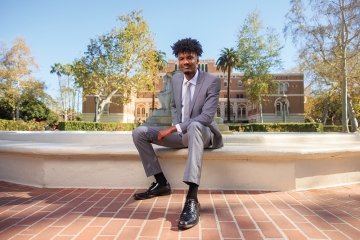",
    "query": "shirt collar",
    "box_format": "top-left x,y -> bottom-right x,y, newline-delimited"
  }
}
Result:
183,70 -> 198,86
